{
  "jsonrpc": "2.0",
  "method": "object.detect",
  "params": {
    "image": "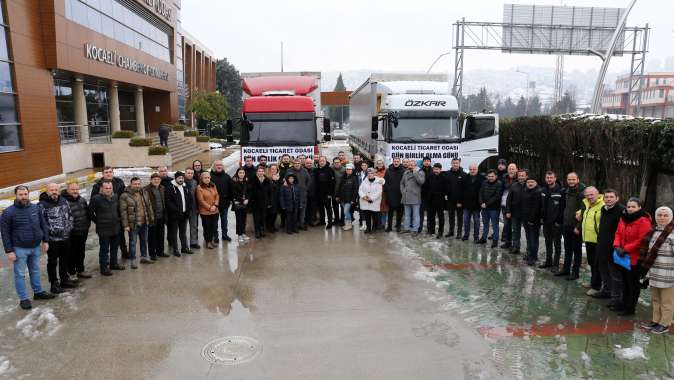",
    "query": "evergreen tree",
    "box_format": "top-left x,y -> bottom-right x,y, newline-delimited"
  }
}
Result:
215,58 -> 242,118
330,73 -> 349,125
515,96 -> 527,117
551,91 -> 576,114
529,95 -> 542,116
